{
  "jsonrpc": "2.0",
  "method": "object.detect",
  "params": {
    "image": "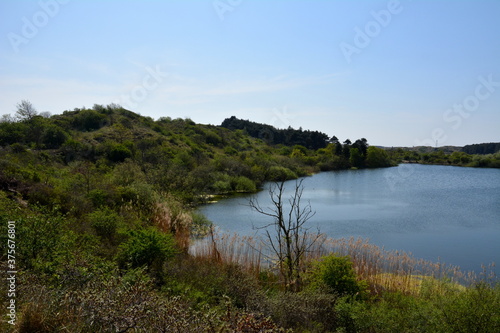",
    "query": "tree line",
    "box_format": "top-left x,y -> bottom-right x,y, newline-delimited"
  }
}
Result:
462,142 -> 500,155
221,116 -> 330,150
